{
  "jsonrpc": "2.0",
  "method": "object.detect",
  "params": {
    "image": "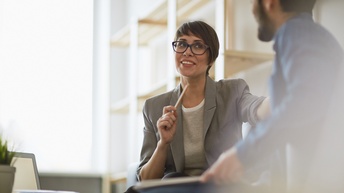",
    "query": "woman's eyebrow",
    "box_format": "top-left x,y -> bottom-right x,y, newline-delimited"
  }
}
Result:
177,38 -> 203,43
